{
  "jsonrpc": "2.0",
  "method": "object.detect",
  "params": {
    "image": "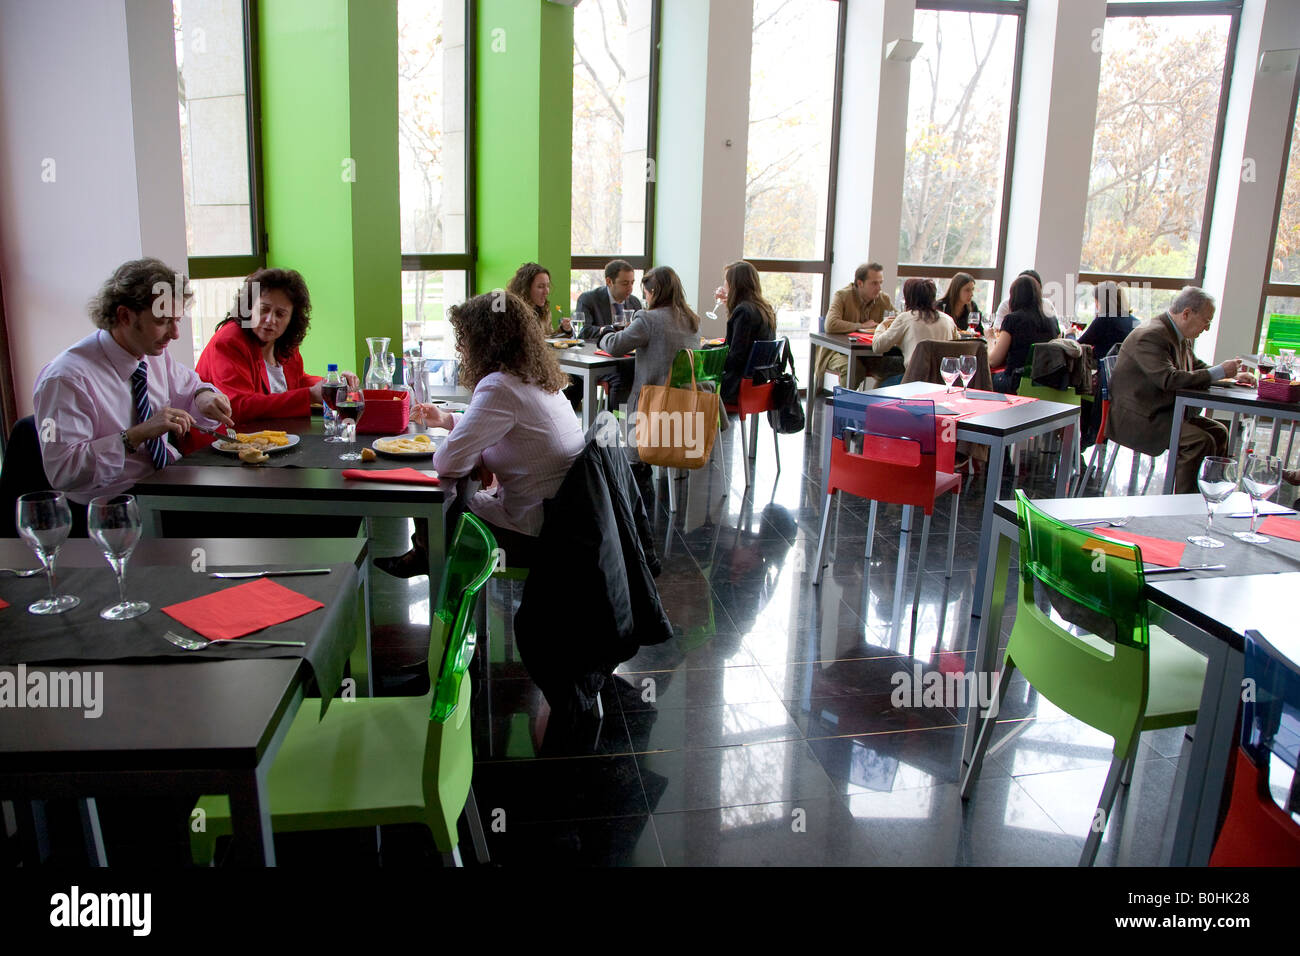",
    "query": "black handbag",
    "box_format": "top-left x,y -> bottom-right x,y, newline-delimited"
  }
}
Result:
760,338 -> 805,435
